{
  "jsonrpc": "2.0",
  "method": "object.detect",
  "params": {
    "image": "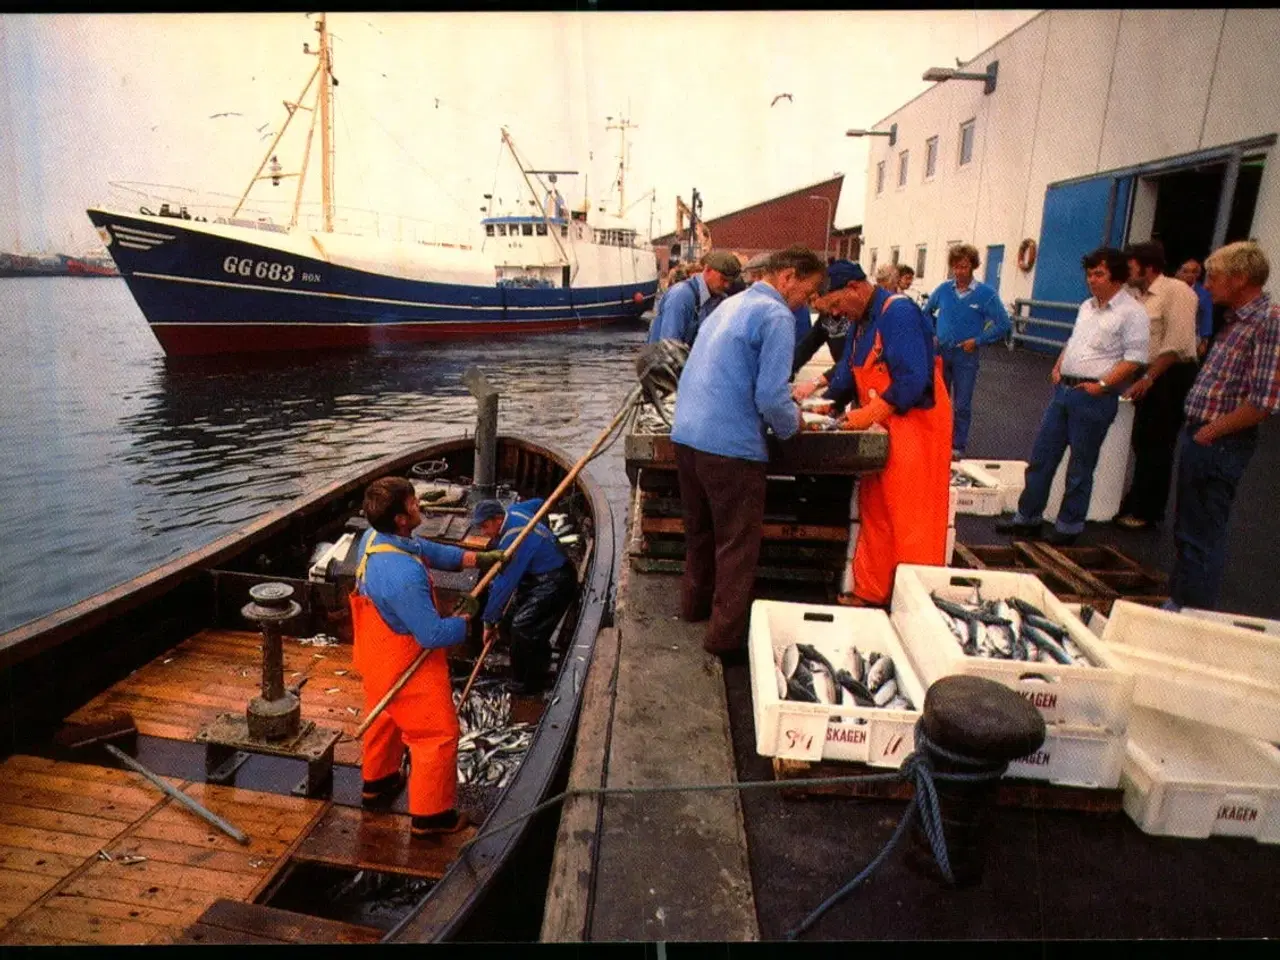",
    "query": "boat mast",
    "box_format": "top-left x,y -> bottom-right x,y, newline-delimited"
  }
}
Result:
317,14 -> 335,233
605,113 -> 637,219
500,127 -> 572,270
